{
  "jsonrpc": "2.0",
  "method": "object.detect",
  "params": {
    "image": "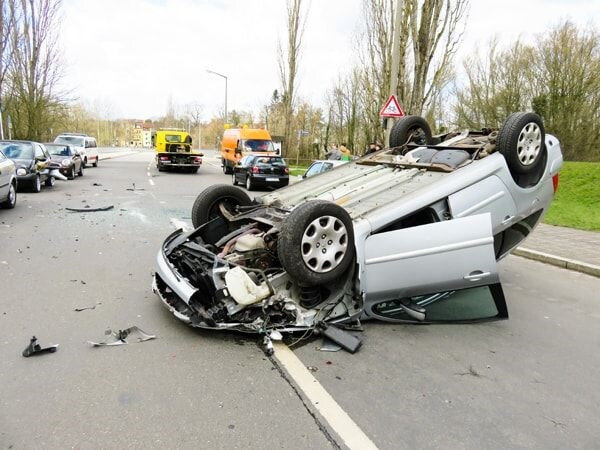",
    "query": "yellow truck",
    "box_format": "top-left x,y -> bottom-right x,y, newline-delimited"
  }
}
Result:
154,128 -> 203,173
